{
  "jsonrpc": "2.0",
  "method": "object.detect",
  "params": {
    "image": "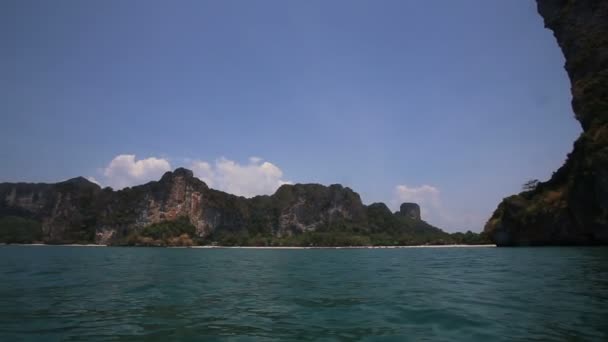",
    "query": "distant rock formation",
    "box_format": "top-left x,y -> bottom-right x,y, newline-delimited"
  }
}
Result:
398,203 -> 421,221
485,0 -> 608,246
0,168 -> 457,245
